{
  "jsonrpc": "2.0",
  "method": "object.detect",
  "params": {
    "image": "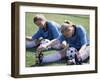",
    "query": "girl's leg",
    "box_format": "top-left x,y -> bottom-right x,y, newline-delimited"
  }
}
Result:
26,40 -> 37,48
42,52 -> 61,63
41,48 -> 66,63
79,46 -> 90,61
75,46 -> 90,64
